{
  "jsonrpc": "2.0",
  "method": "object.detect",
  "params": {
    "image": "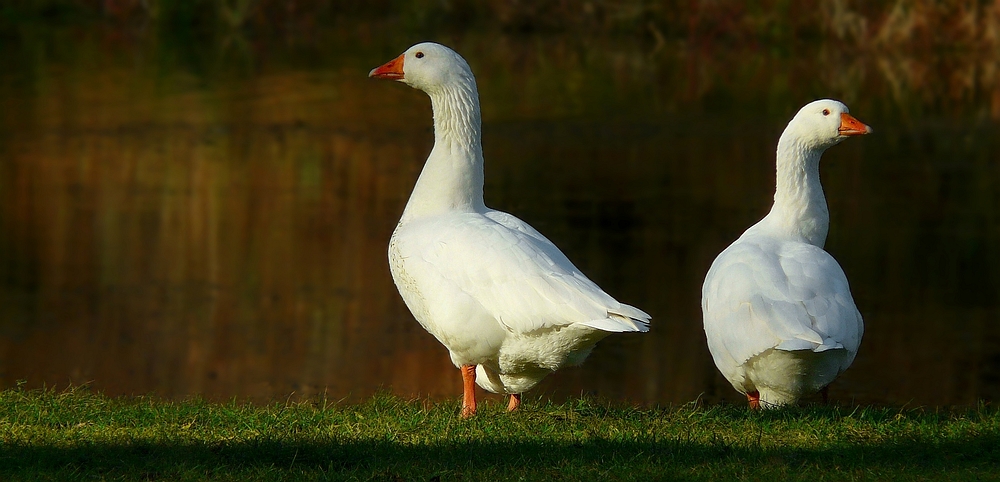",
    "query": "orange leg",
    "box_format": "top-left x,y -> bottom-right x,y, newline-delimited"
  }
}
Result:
747,390 -> 761,410
507,393 -> 522,412
461,365 -> 477,418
